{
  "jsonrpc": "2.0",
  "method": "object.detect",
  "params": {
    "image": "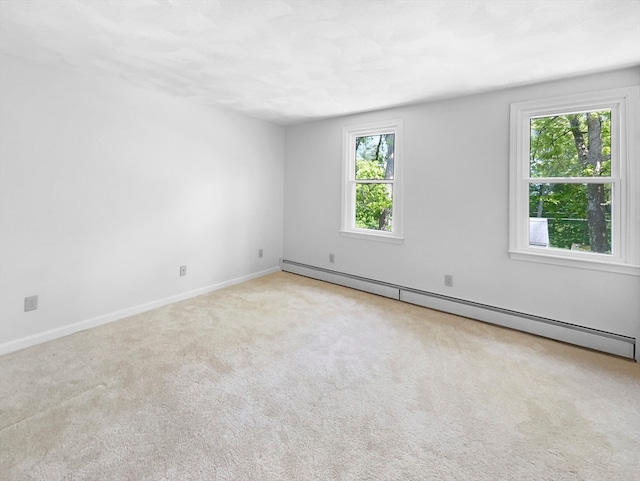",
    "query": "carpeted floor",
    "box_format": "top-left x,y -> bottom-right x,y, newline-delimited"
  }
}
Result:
1,272 -> 639,480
